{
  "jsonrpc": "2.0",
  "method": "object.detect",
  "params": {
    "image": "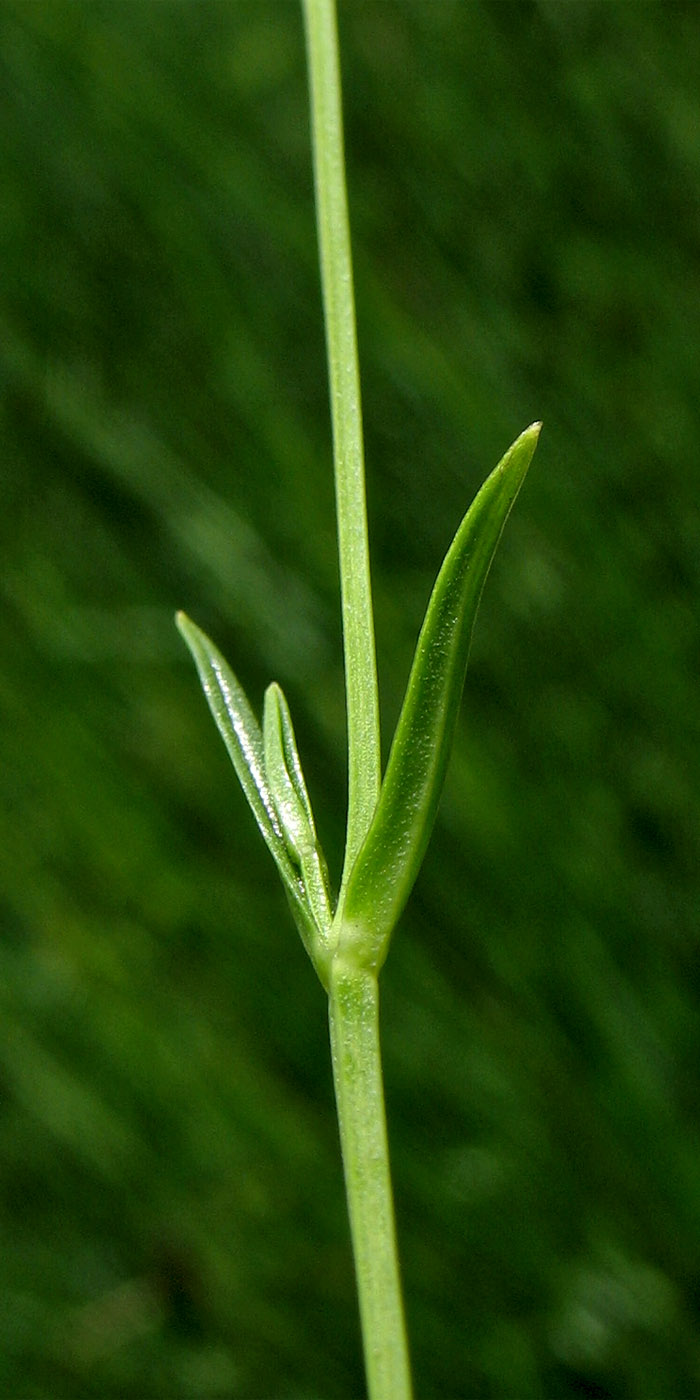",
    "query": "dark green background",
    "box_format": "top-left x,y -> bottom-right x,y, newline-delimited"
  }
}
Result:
2,2 -> 699,1396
